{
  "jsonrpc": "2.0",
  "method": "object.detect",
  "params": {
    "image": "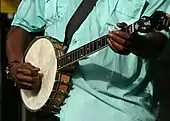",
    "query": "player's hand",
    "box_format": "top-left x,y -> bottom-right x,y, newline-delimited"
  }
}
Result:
9,62 -> 42,91
108,22 -> 134,55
